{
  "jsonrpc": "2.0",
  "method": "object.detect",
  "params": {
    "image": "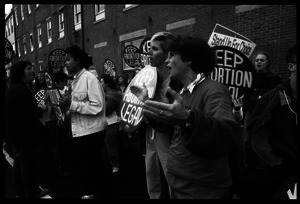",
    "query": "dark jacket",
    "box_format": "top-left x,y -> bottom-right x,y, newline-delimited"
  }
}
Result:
5,82 -> 46,147
247,80 -> 297,168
